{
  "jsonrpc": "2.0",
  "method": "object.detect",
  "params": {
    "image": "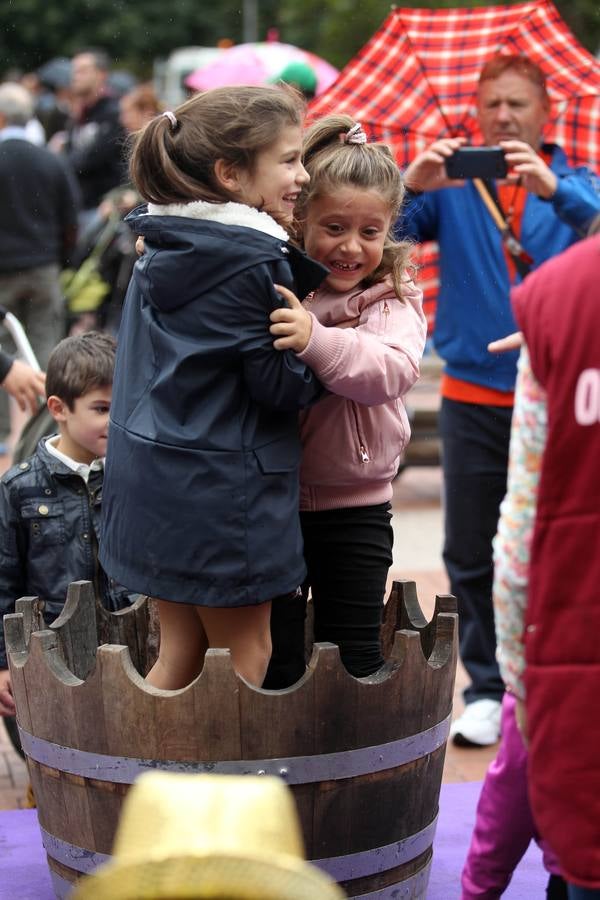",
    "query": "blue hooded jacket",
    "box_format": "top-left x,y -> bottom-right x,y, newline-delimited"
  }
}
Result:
100,202 -> 327,605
